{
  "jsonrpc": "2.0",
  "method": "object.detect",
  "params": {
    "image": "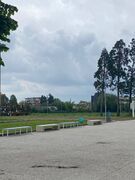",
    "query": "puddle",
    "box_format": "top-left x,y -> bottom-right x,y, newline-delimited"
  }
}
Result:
0,169 -> 5,175
31,164 -> 79,169
96,141 -> 112,144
